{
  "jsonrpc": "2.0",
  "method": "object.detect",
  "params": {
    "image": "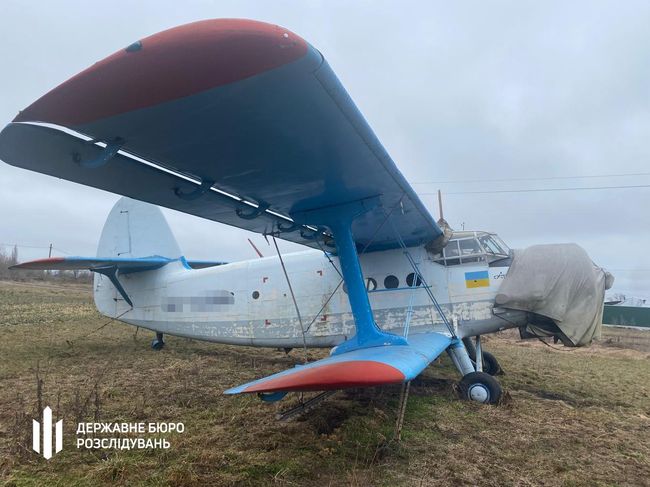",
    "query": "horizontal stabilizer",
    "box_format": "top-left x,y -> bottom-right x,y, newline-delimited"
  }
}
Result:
11,256 -> 225,273
225,332 -> 452,394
